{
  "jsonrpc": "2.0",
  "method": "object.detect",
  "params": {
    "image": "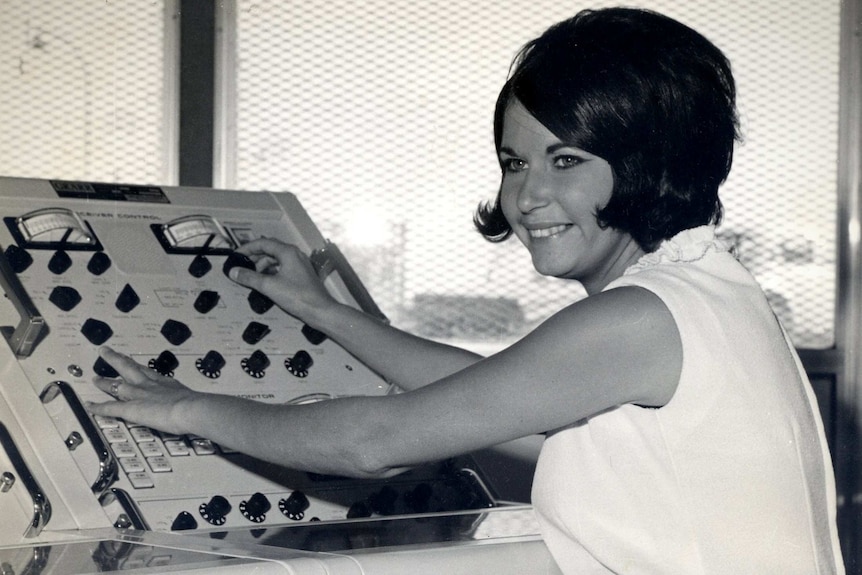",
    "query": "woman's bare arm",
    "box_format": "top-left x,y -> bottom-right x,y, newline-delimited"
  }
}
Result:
87,285 -> 681,478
